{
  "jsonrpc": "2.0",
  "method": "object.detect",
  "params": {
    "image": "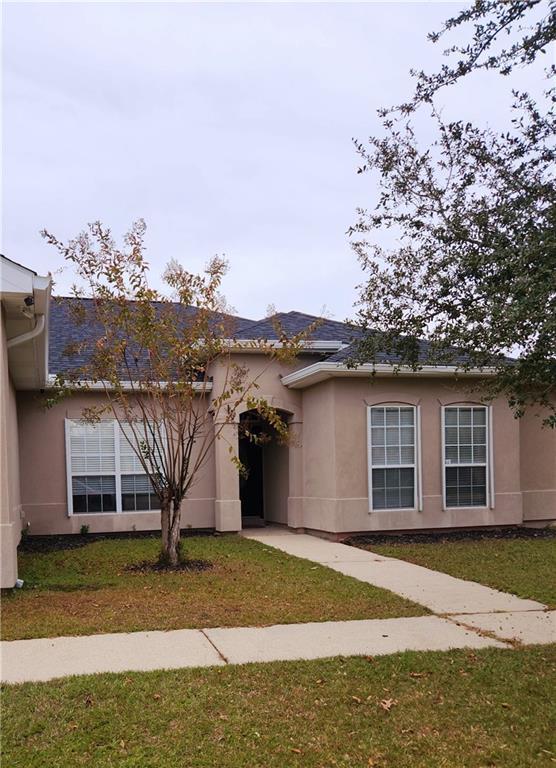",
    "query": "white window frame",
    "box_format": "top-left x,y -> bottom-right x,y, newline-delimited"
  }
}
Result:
441,404 -> 492,510
367,404 -> 421,513
65,419 -> 161,516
